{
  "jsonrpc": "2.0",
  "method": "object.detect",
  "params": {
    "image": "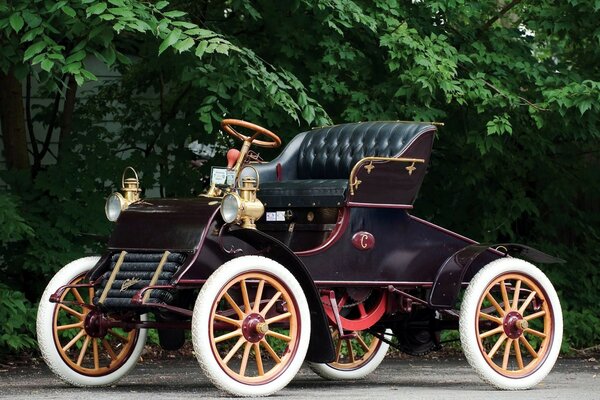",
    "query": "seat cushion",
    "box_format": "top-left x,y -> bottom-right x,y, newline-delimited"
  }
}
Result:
296,121 -> 433,179
259,179 -> 348,208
